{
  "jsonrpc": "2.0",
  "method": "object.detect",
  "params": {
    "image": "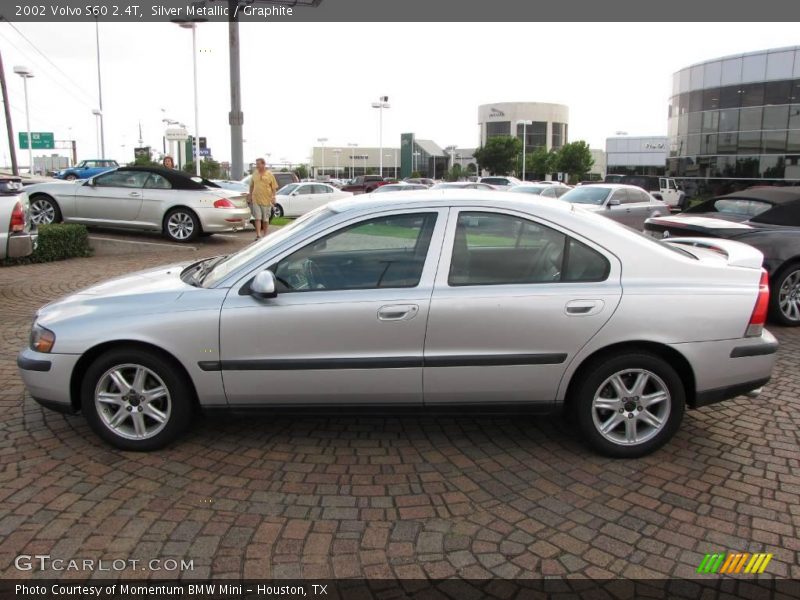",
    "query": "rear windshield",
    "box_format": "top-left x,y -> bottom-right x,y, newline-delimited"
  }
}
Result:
709,199 -> 772,217
561,187 -> 611,205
